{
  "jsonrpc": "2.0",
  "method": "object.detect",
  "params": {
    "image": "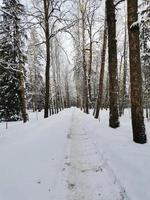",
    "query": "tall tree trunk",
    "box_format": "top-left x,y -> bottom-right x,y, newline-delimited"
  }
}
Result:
65,77 -> 70,108
104,72 -> 109,109
122,23 -> 128,114
95,18 -> 107,119
127,0 -> 147,143
81,1 -> 89,114
44,0 -> 50,118
88,32 -> 92,107
16,26 -> 27,123
118,54 -> 123,116
119,17 -> 128,117
106,0 -> 120,128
